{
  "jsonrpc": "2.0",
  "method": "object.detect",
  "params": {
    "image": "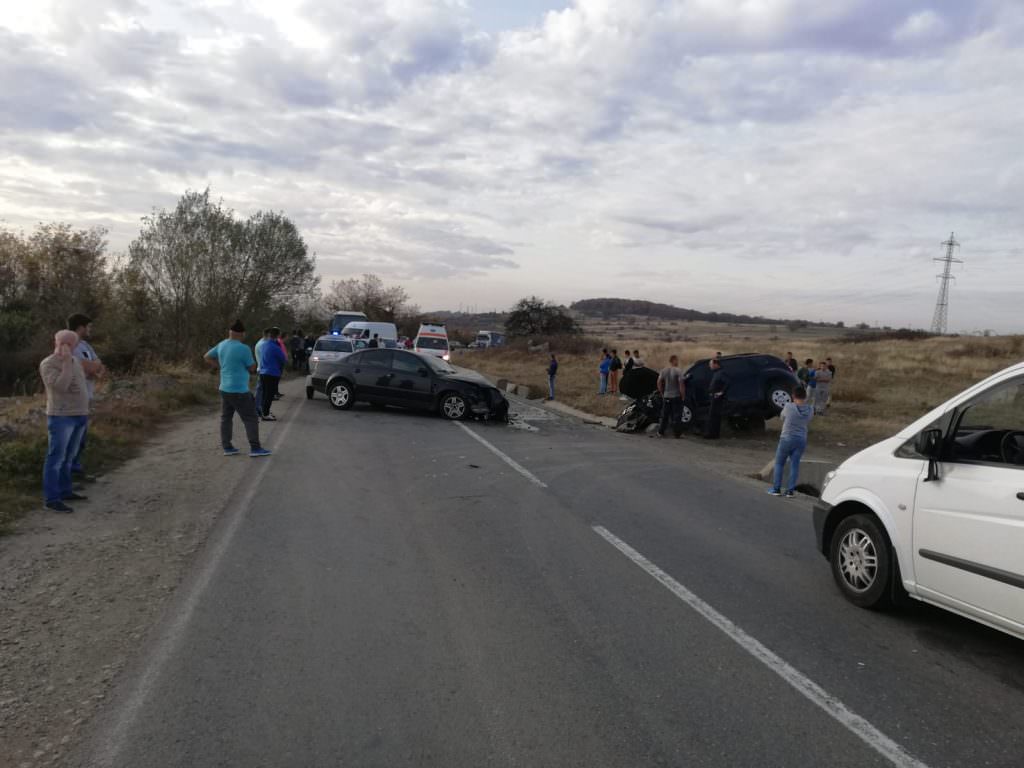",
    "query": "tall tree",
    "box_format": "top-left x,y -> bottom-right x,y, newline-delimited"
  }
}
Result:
126,189 -> 318,355
505,296 -> 581,337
